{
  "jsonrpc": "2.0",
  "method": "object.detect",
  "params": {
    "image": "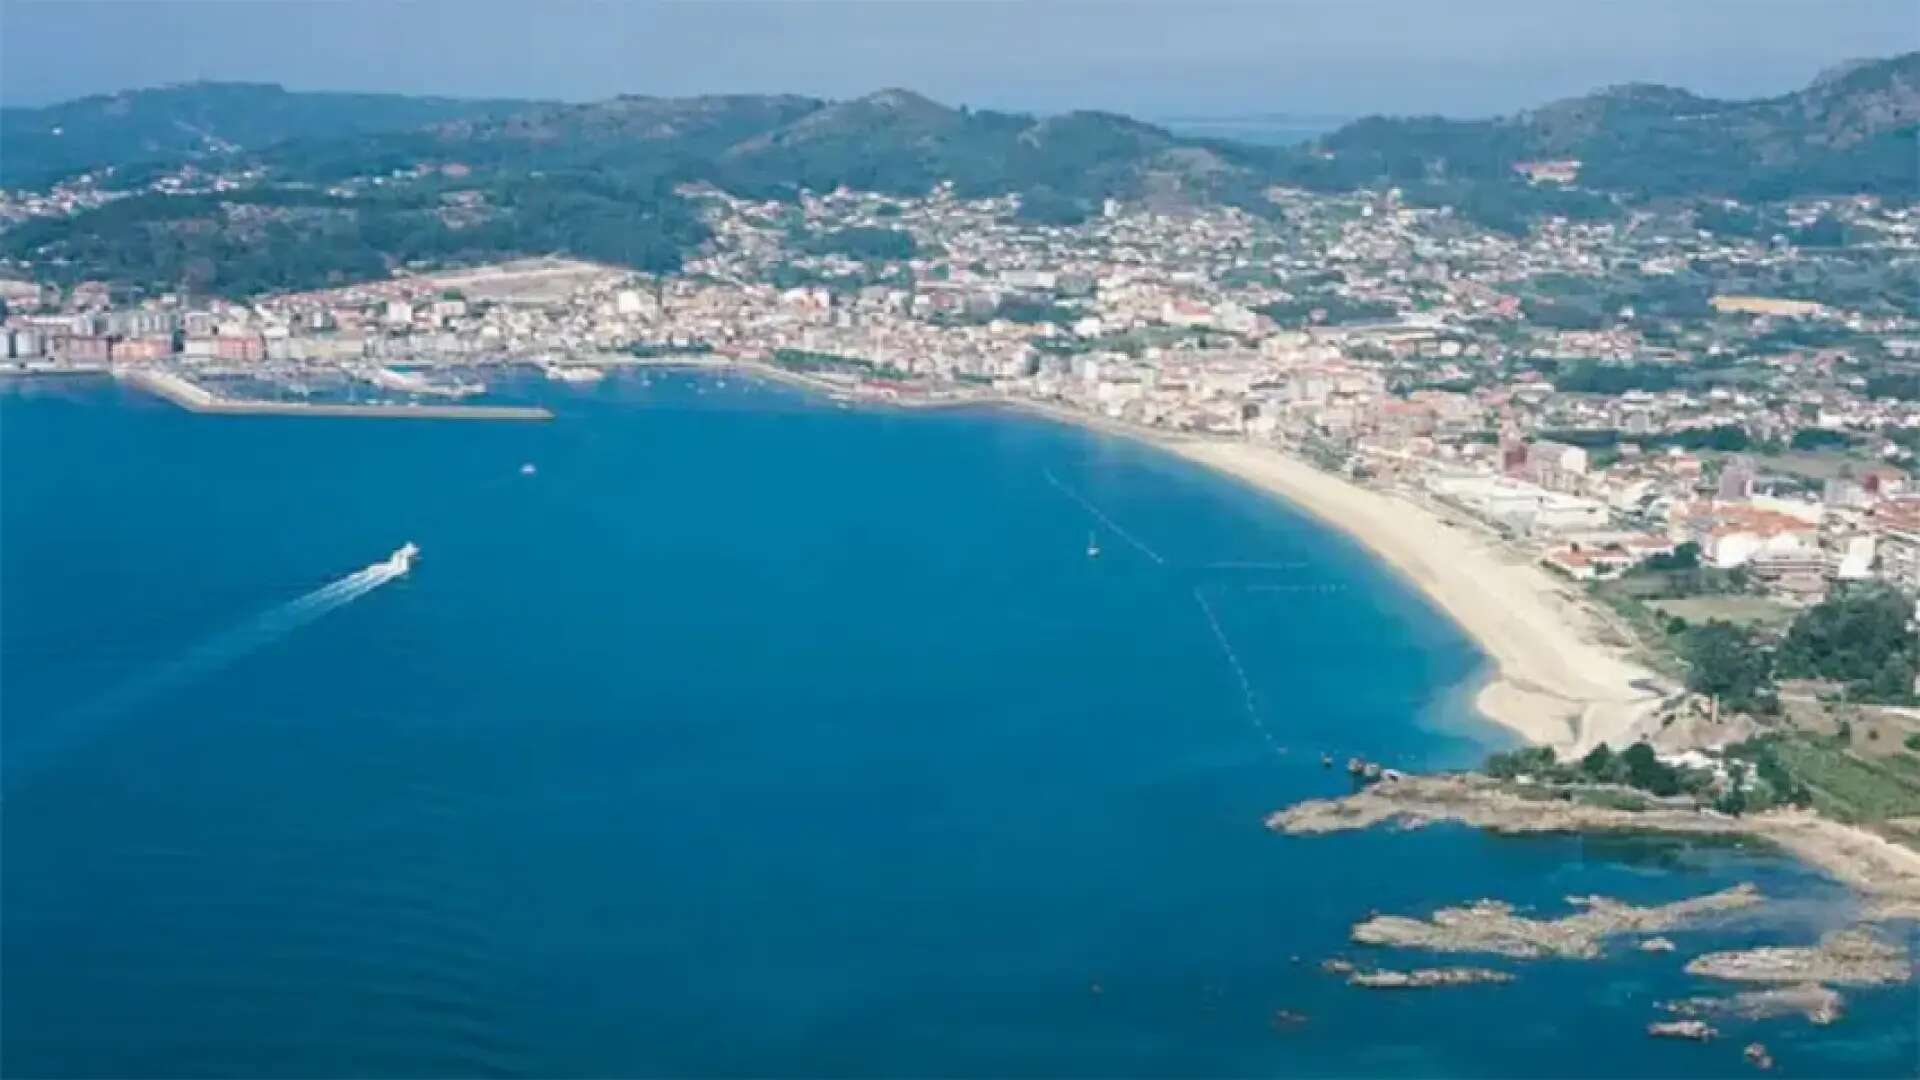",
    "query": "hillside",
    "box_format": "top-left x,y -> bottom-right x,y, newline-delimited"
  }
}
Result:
702,89 -> 1222,204
6,85 -> 1257,298
4,59 -> 1914,298
1281,51 -> 1920,200
0,81 -> 538,189
391,88 -> 1249,210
